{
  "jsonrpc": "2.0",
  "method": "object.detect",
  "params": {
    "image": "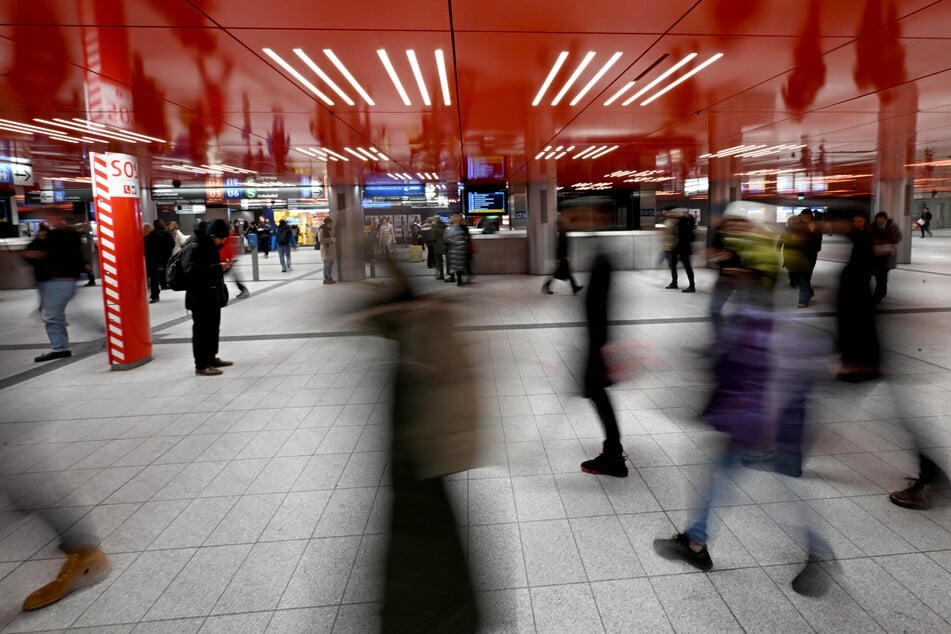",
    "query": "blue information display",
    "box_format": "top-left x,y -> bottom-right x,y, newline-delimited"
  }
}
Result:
466,190 -> 506,213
